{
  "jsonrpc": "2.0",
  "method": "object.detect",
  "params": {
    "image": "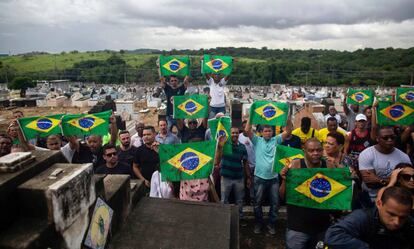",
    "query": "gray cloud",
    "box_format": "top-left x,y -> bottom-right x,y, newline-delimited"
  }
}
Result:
0,0 -> 413,53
